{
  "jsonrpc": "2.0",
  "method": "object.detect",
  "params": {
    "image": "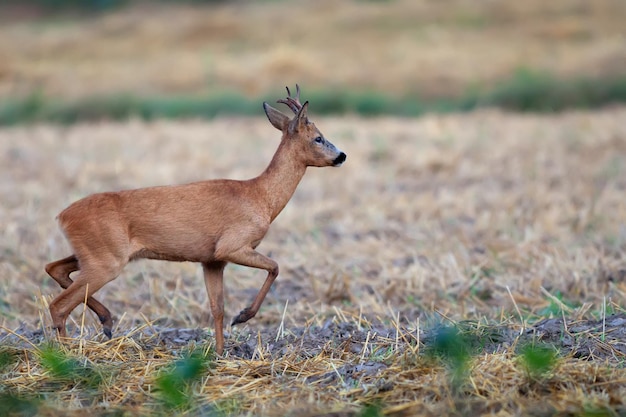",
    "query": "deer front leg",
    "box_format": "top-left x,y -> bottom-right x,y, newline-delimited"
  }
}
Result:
202,261 -> 227,355
223,246 -> 279,326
